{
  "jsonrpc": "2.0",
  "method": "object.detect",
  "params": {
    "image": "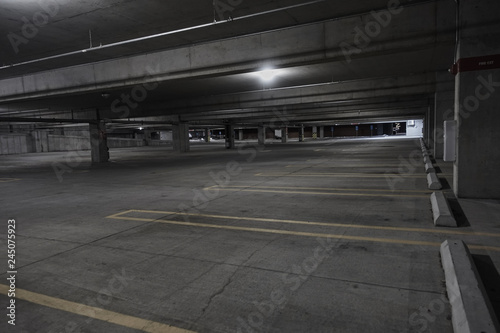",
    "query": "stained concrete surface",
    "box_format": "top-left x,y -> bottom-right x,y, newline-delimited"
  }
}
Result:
2,137 -> 496,332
